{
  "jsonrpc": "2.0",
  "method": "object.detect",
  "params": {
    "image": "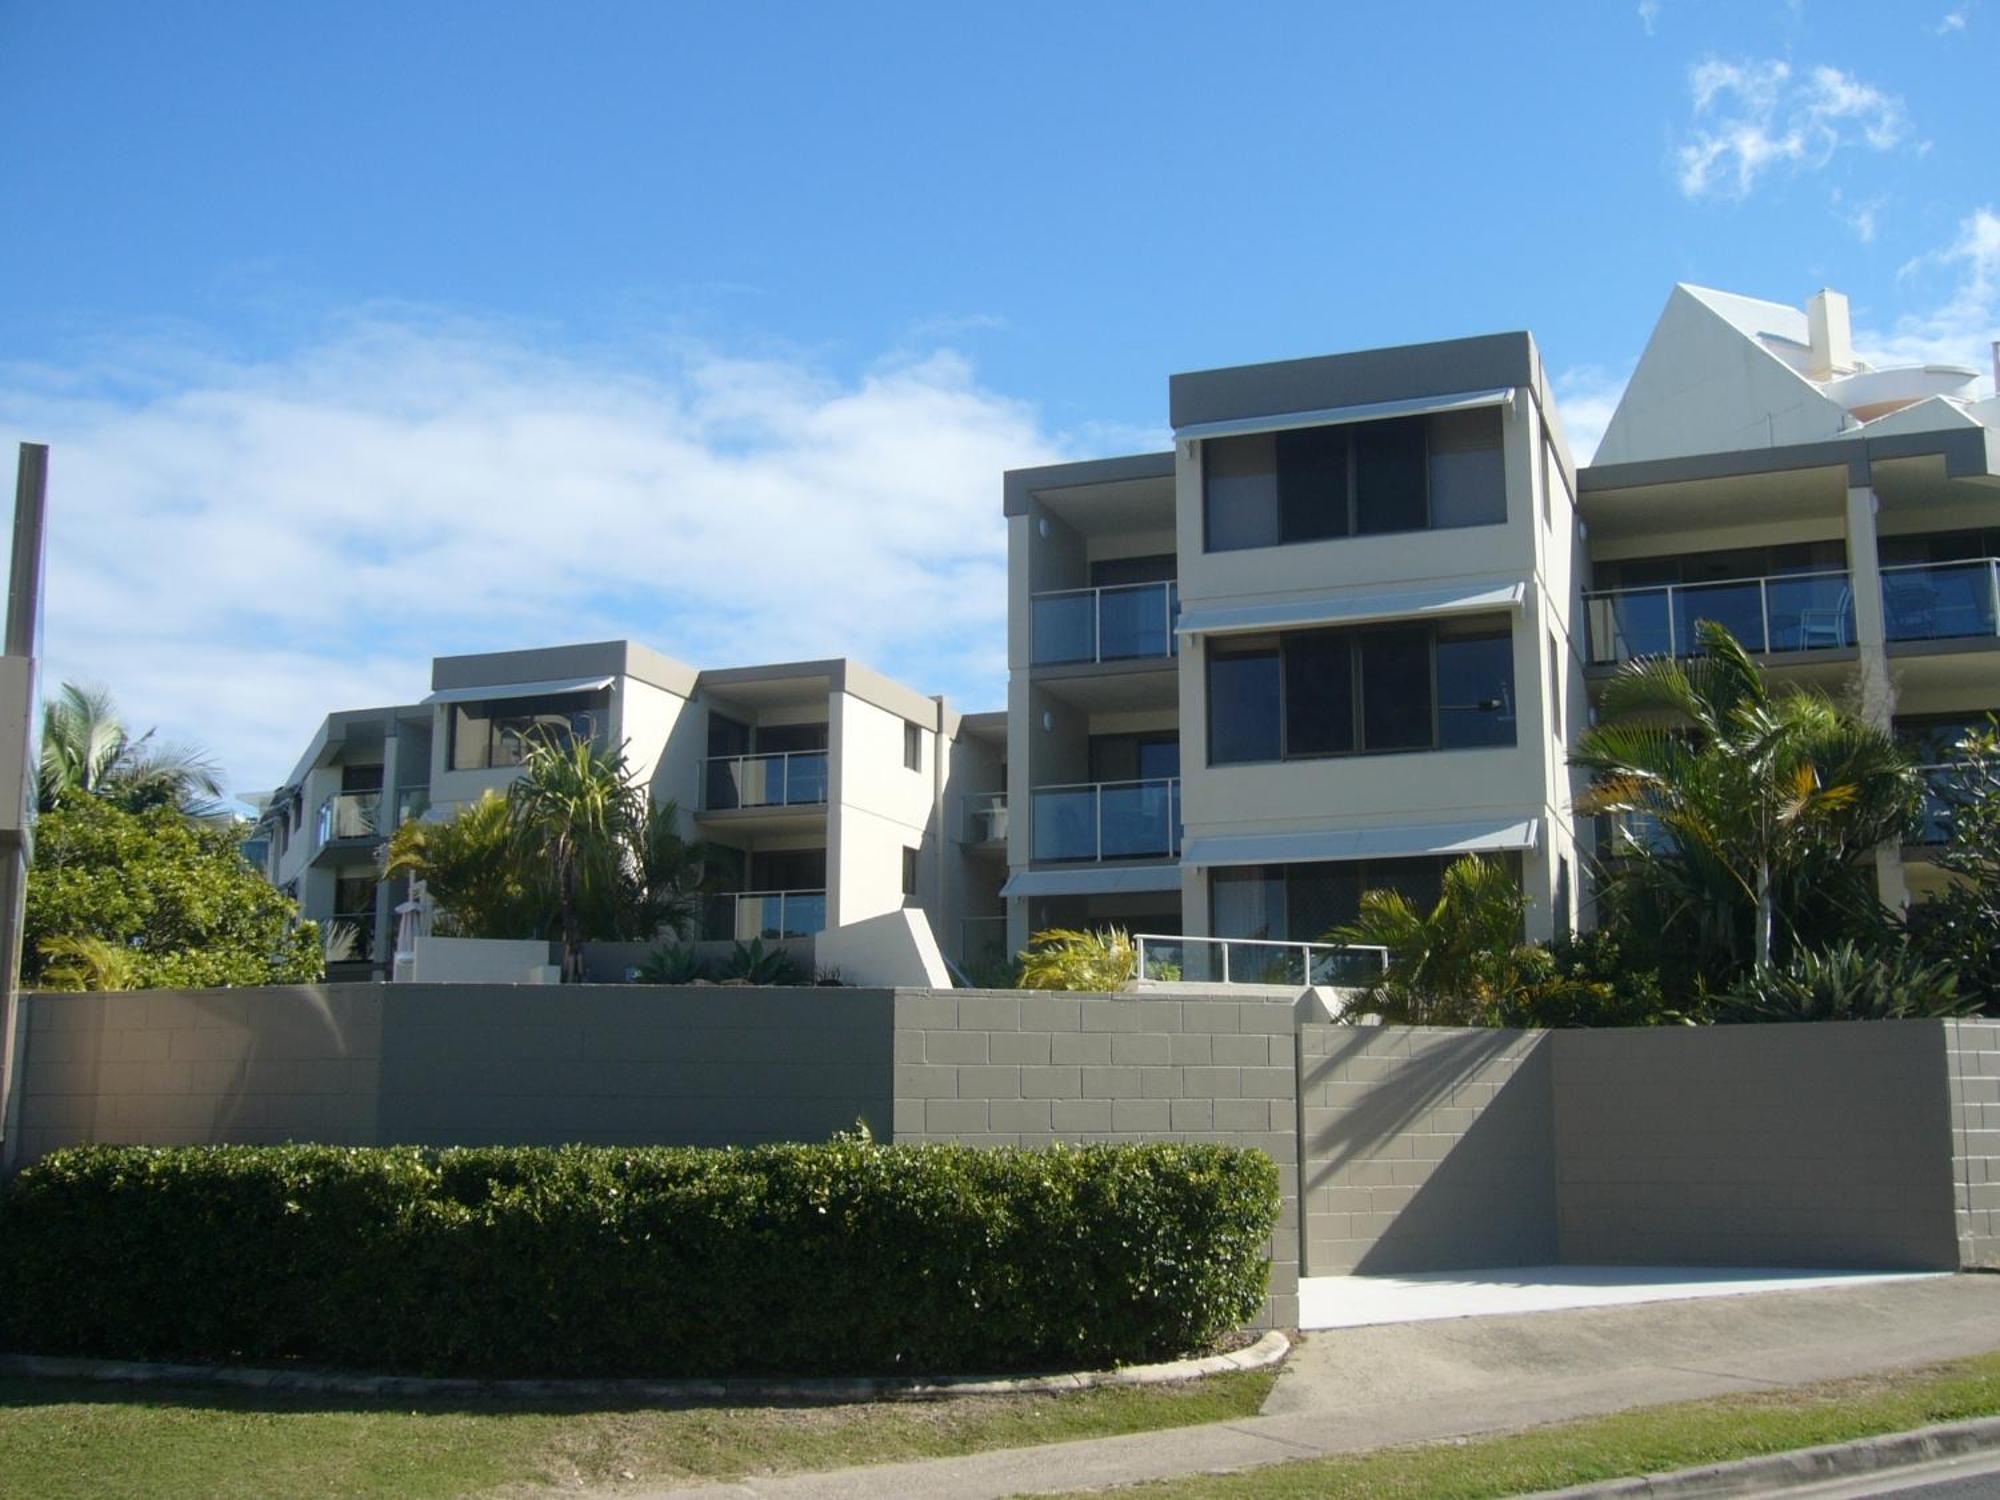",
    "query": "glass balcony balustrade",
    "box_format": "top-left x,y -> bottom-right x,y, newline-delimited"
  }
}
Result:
1134,933 -> 1388,988
1031,581 -> 1180,665
1881,560 -> 2000,645
1584,571 -> 1855,665
1032,778 -> 1181,862
702,751 -> 830,811
315,791 -> 383,846
701,889 -> 827,941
